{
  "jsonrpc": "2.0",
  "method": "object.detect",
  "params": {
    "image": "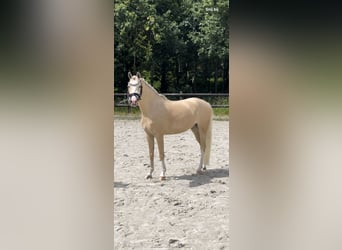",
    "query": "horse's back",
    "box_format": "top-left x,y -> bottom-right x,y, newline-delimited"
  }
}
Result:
172,97 -> 212,128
